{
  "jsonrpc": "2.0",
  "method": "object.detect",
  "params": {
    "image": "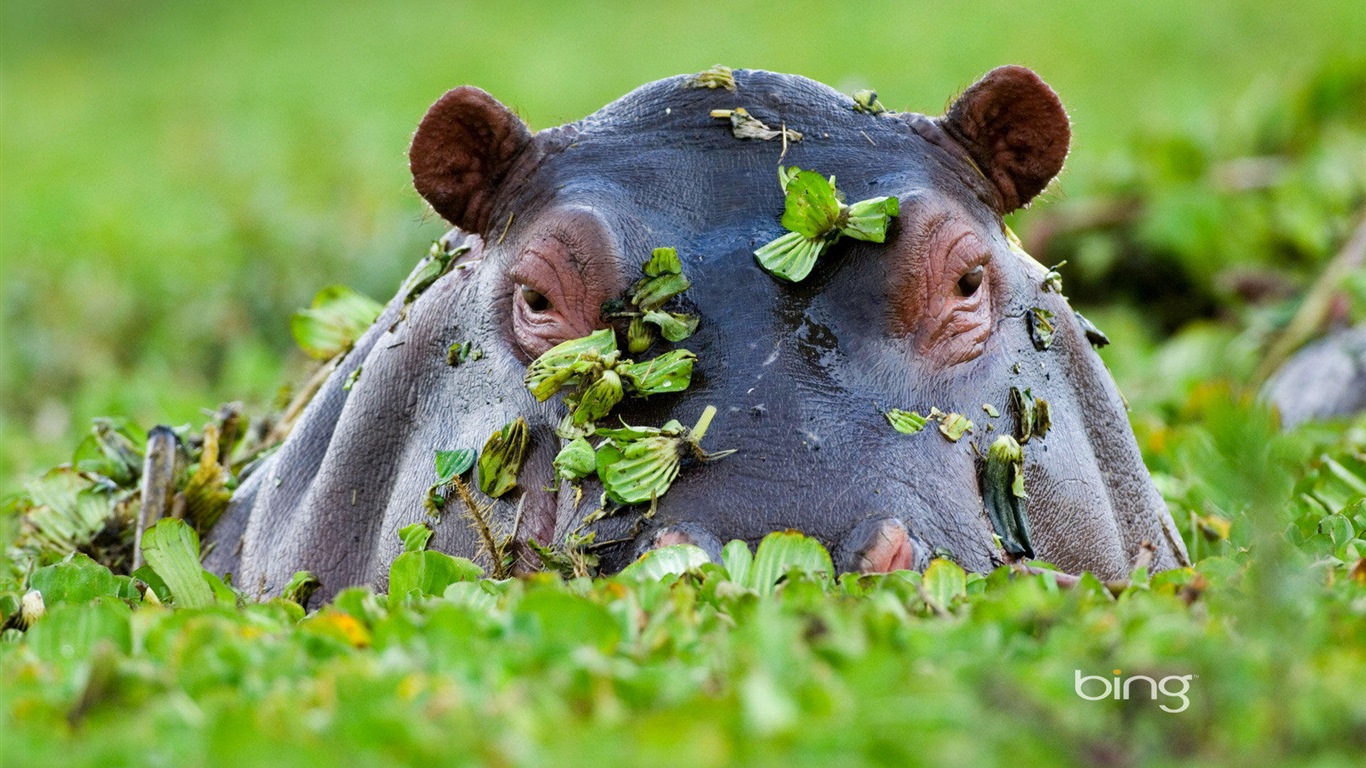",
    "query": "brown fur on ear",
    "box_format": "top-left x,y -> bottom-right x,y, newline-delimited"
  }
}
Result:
941,66 -> 1070,212
410,87 -> 532,233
